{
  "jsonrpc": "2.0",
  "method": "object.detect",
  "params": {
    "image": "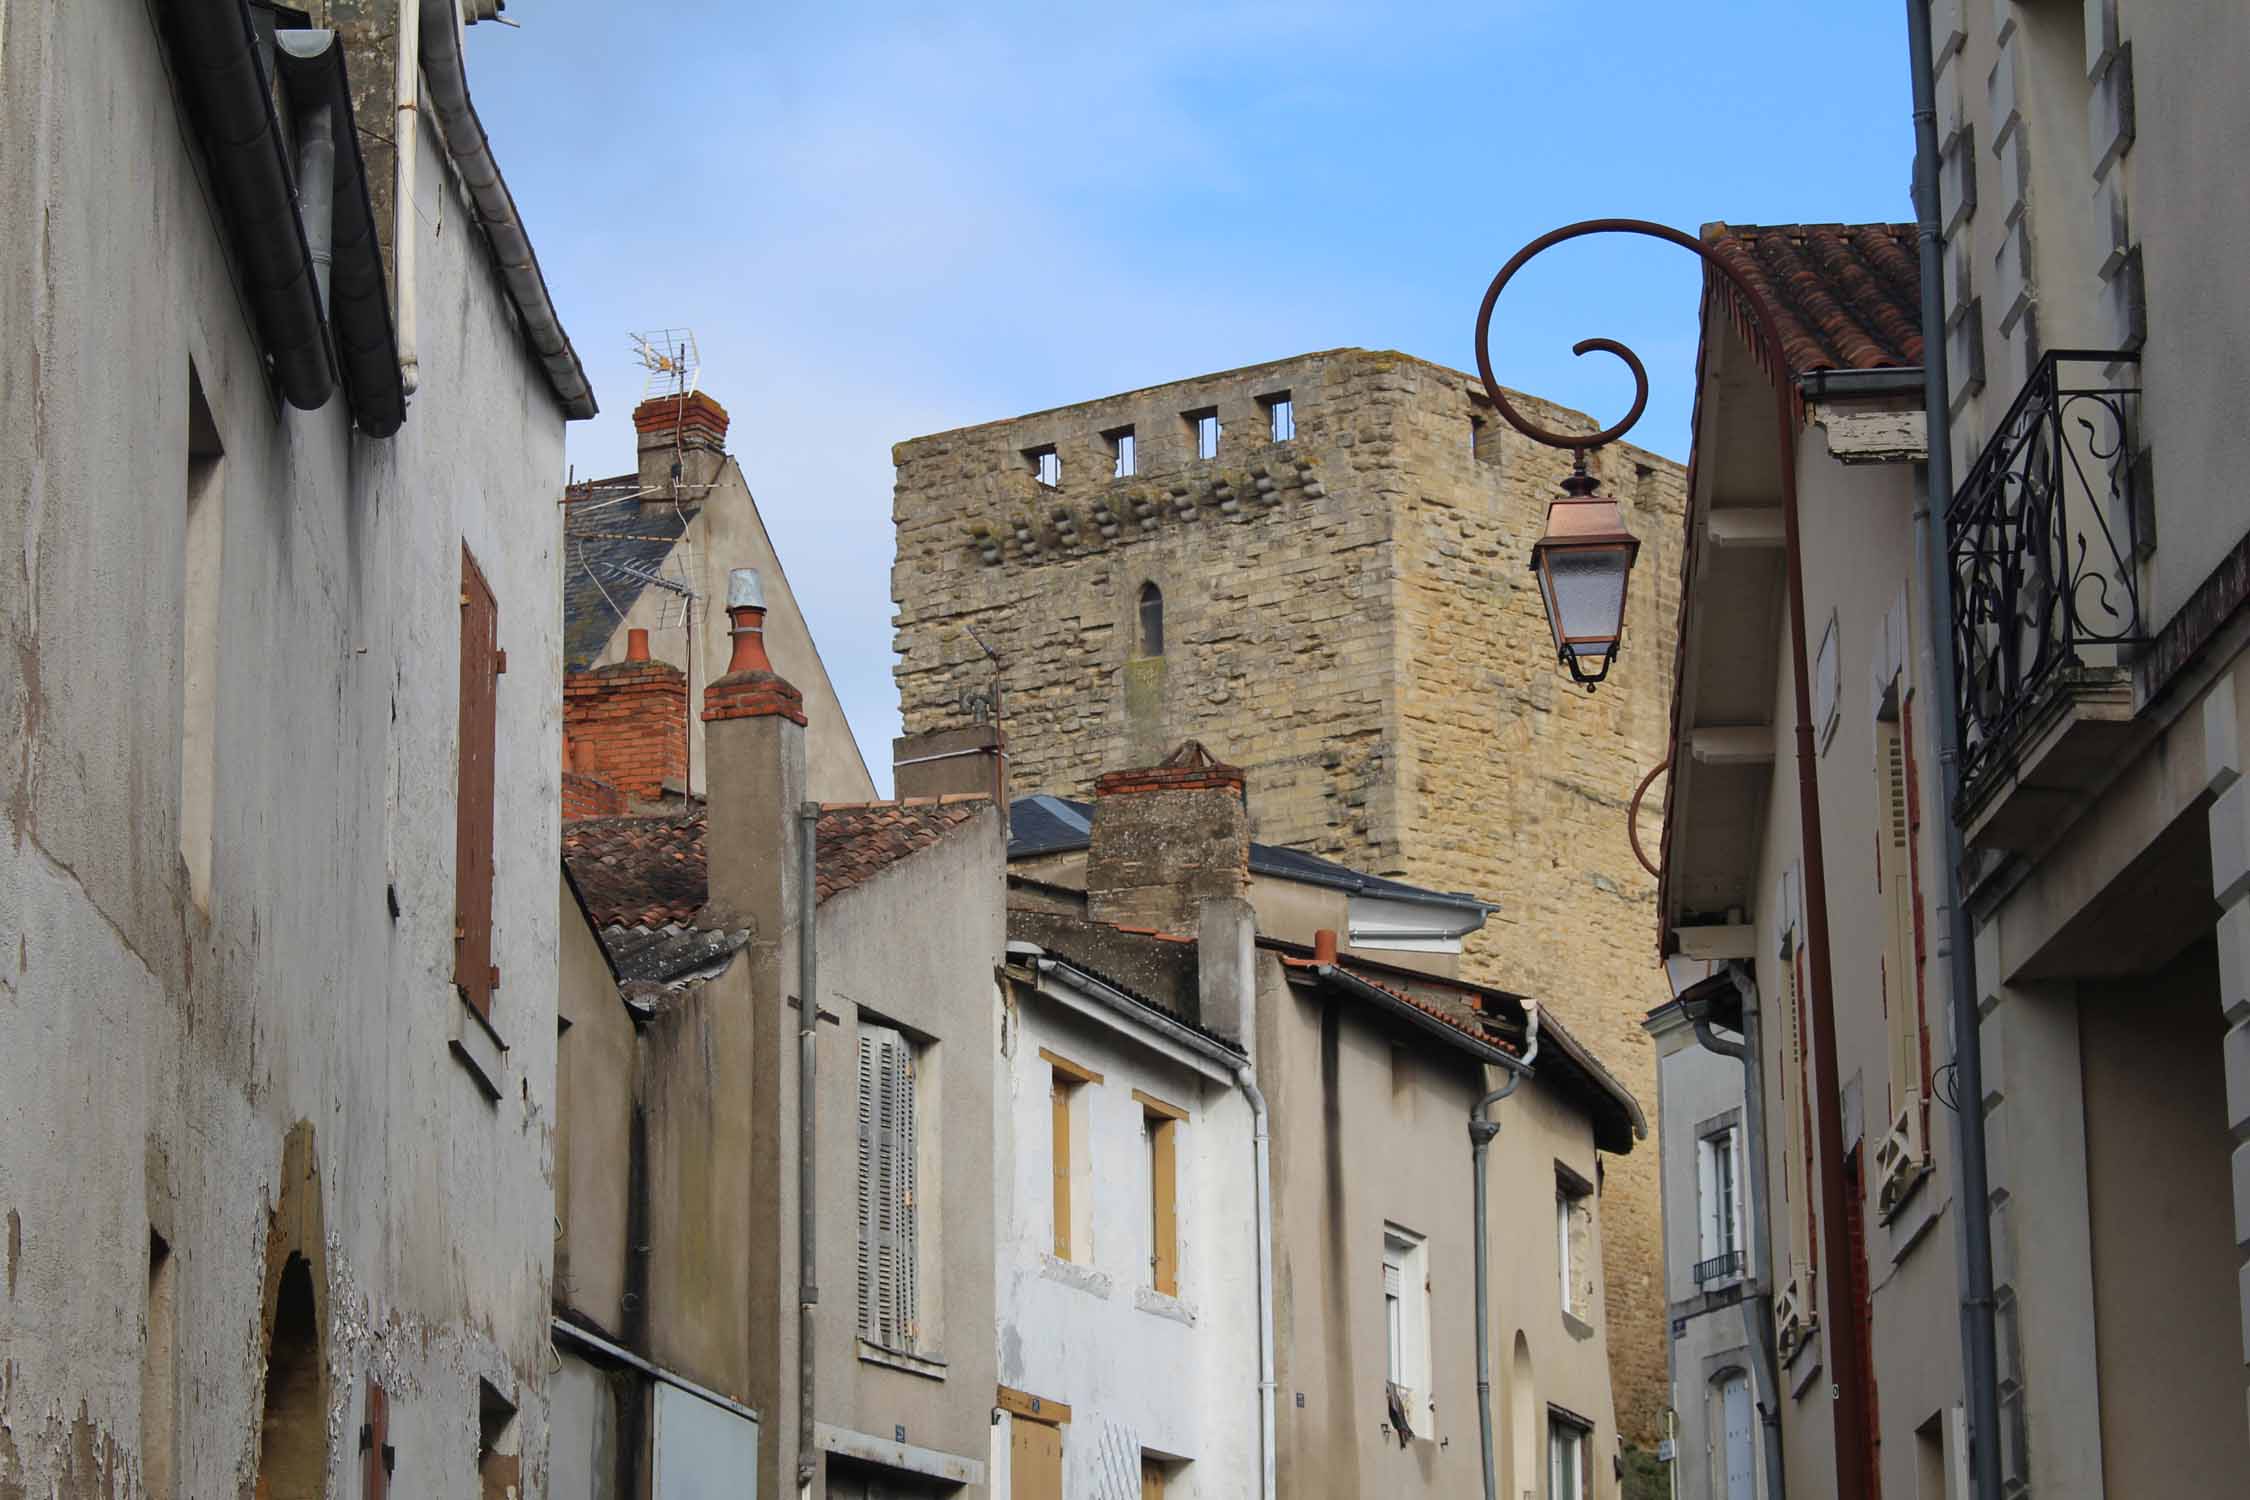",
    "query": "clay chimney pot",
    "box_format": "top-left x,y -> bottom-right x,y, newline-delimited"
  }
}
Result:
626,627 -> 651,663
